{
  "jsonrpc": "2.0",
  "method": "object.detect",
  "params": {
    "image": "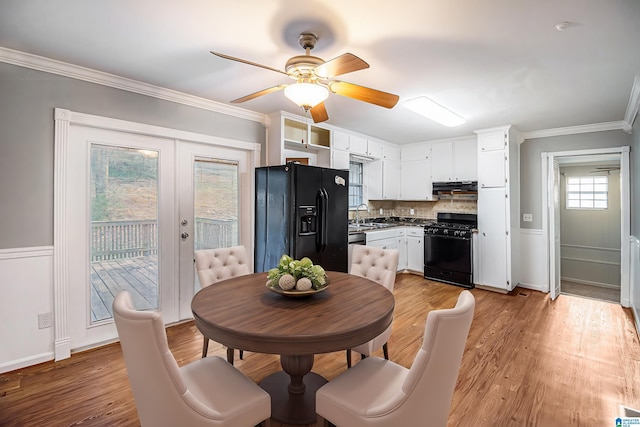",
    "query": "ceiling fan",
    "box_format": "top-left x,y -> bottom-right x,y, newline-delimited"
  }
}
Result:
211,32 -> 399,123
590,166 -> 620,174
